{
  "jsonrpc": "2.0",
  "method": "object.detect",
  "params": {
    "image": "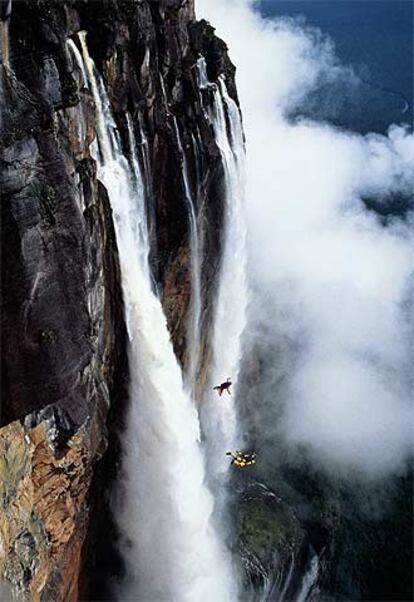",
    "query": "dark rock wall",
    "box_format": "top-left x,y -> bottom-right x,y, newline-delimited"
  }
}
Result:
0,1 -> 238,599
2,1 -> 124,430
